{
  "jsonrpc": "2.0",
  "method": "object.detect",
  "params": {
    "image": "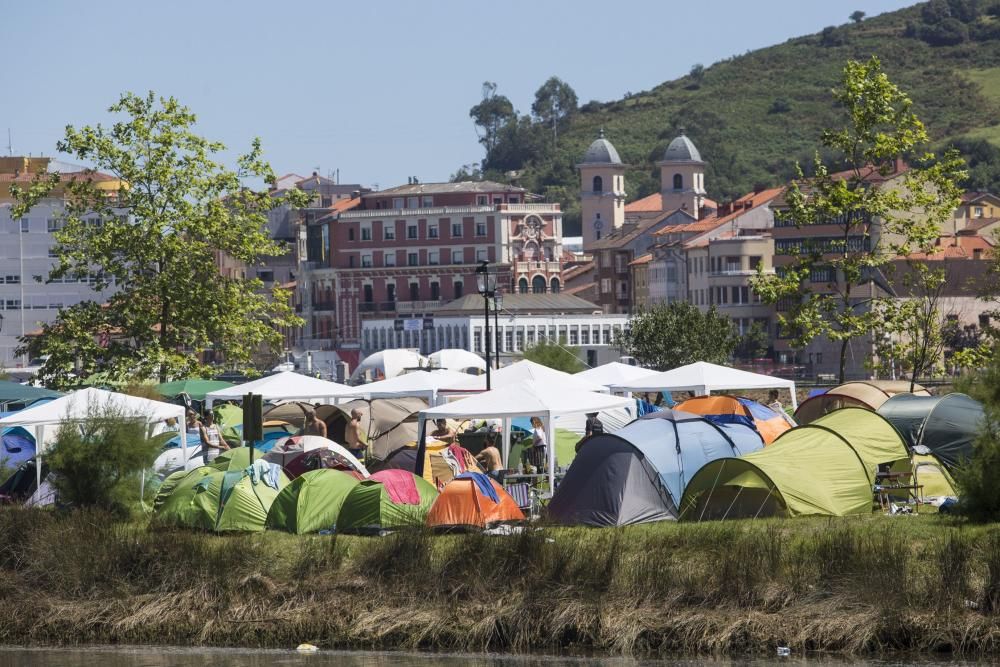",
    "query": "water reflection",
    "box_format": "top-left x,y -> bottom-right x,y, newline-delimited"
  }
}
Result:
0,646 -> 972,667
